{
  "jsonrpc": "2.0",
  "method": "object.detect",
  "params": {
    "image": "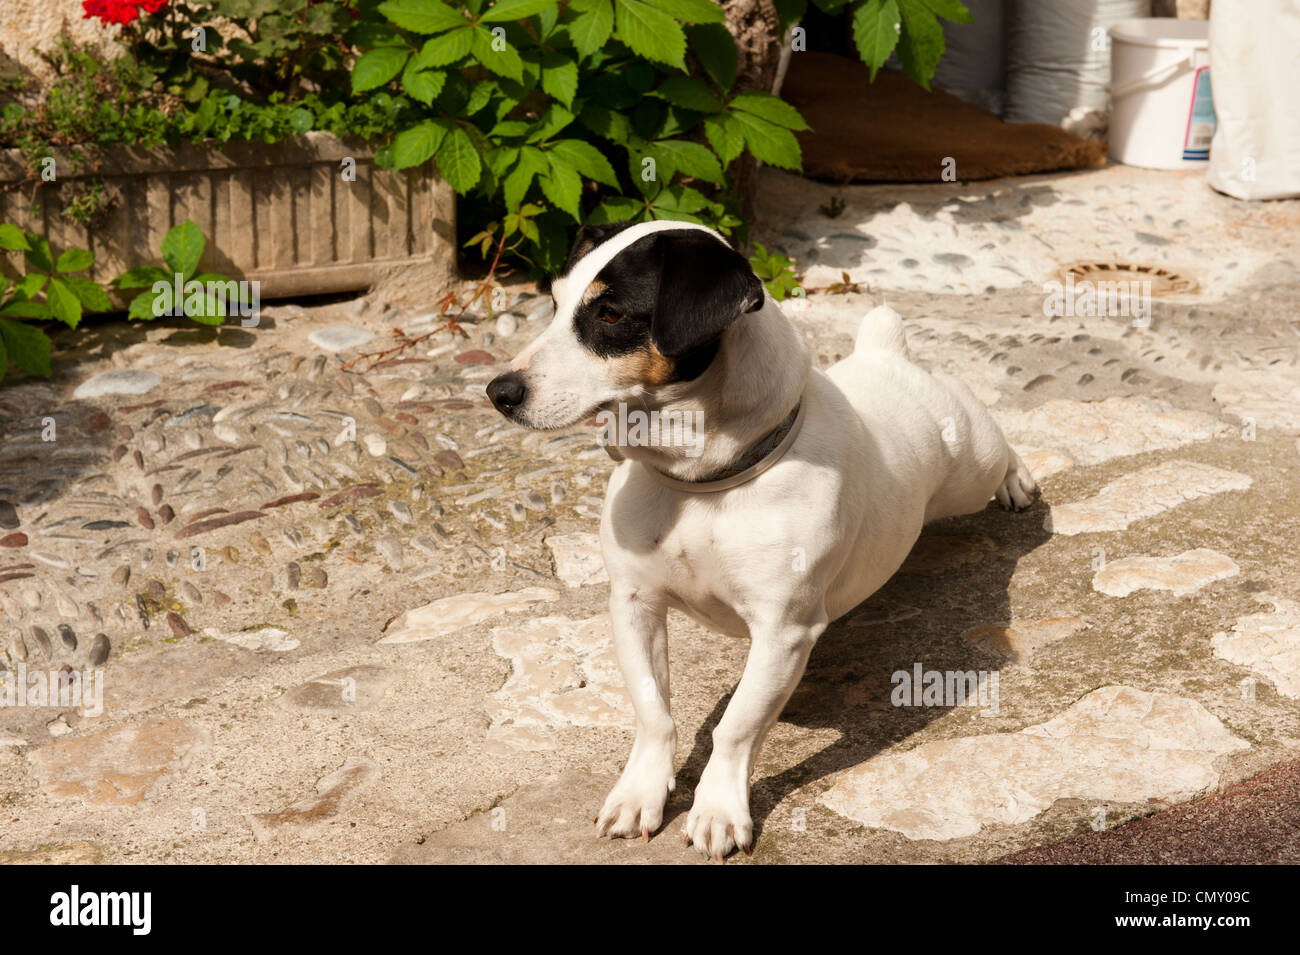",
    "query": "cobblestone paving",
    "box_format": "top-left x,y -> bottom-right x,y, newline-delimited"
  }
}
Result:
2,164 -> 1298,864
